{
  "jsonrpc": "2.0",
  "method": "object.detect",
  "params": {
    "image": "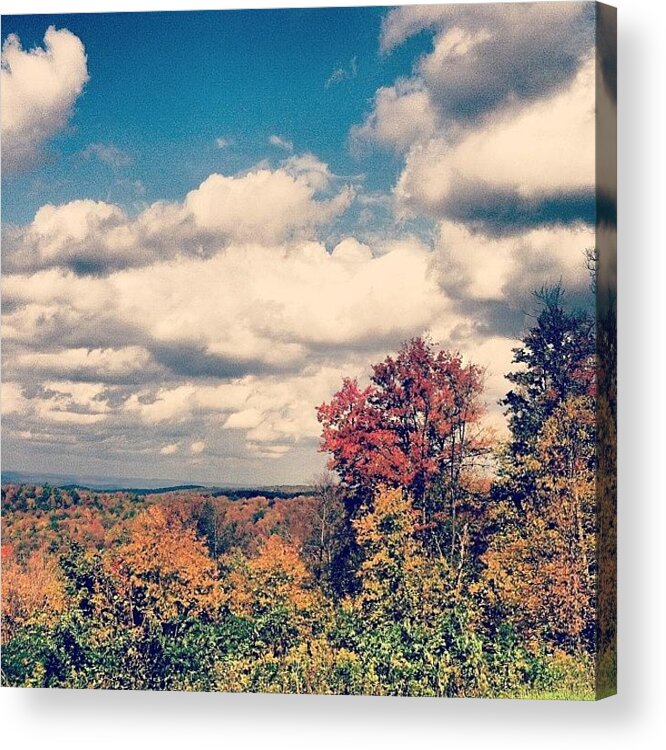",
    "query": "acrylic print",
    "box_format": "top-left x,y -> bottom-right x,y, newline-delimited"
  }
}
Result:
1,3 -> 616,698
